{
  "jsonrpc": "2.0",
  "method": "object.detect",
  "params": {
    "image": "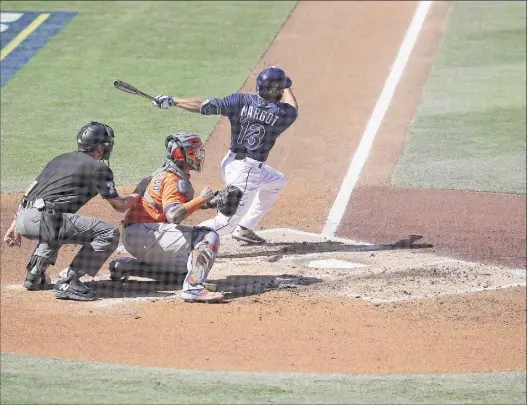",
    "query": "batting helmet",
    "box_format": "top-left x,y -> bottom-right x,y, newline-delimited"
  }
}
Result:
165,132 -> 205,172
77,122 -> 115,160
256,67 -> 292,100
